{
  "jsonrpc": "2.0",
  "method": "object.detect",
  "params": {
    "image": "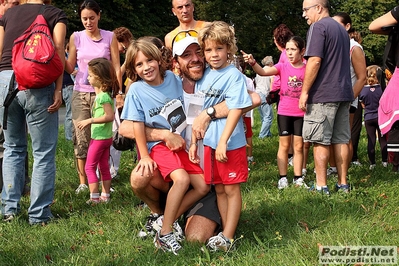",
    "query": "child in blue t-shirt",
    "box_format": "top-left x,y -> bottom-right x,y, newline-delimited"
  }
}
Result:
190,21 -> 252,252
77,58 -> 117,204
121,38 -> 208,255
